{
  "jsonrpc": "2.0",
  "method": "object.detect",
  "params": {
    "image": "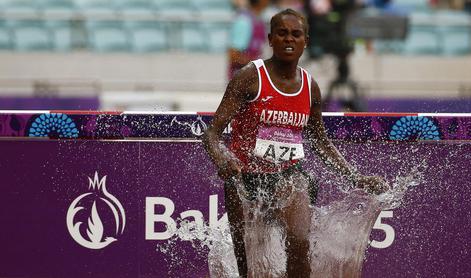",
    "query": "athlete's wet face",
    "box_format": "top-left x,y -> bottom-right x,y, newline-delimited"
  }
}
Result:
268,14 -> 308,62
